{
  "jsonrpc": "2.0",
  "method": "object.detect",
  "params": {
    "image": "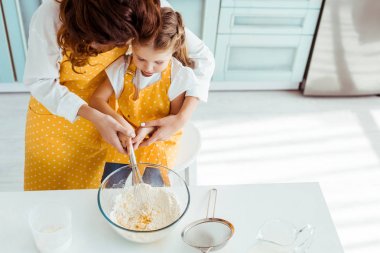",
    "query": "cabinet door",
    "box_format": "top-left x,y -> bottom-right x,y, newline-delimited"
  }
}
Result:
213,34 -> 313,89
221,0 -> 322,9
218,8 -> 320,35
